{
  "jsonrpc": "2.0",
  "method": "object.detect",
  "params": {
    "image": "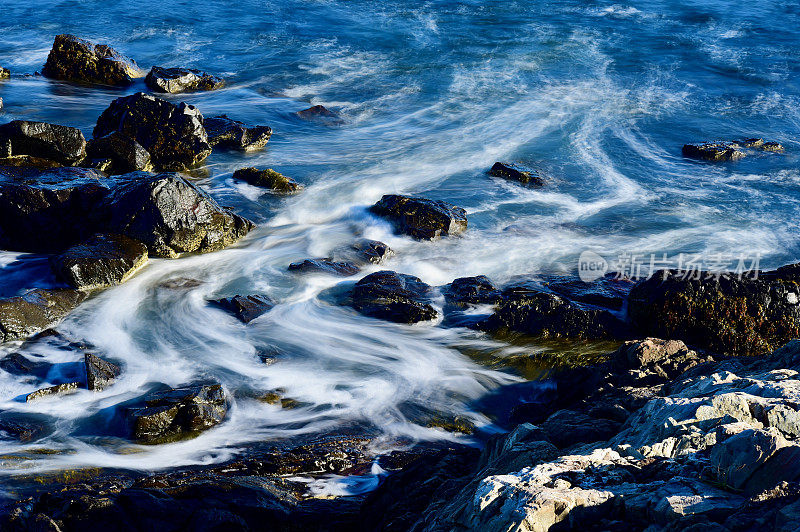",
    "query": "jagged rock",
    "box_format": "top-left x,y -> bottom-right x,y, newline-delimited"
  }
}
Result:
761,141 -> 784,152
204,116 -> 272,151
0,67 -> 9,79
443,275 -> 502,306
26,382 -> 80,402
488,161 -> 545,186
288,258 -> 359,276
331,239 -> 394,266
42,34 -> 142,86
711,428 -> 793,494
0,353 -> 52,377
93,92 -> 211,171
145,66 -> 224,94
610,338 -> 714,386
51,233 -> 148,289
210,294 -> 274,323
85,131 -> 153,173
127,383 -> 226,443
0,289 -> 87,343
232,167 -> 300,193
683,142 -> 745,161
0,120 -> 86,166
84,353 -> 121,391
351,270 -> 438,324
369,194 -> 467,240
